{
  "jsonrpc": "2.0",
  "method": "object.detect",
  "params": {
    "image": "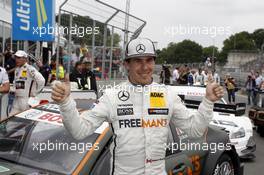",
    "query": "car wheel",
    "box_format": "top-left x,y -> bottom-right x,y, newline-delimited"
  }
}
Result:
213,154 -> 234,175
